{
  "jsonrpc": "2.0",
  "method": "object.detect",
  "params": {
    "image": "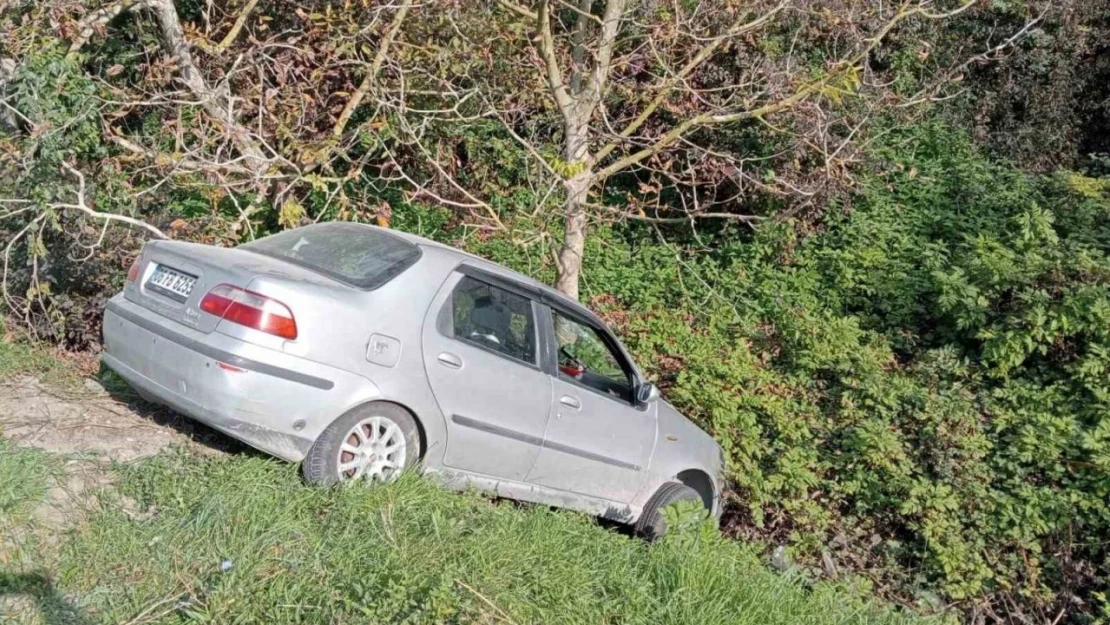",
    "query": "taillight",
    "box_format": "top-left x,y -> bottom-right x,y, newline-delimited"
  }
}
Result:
199,284 -> 298,340
126,257 -> 143,282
